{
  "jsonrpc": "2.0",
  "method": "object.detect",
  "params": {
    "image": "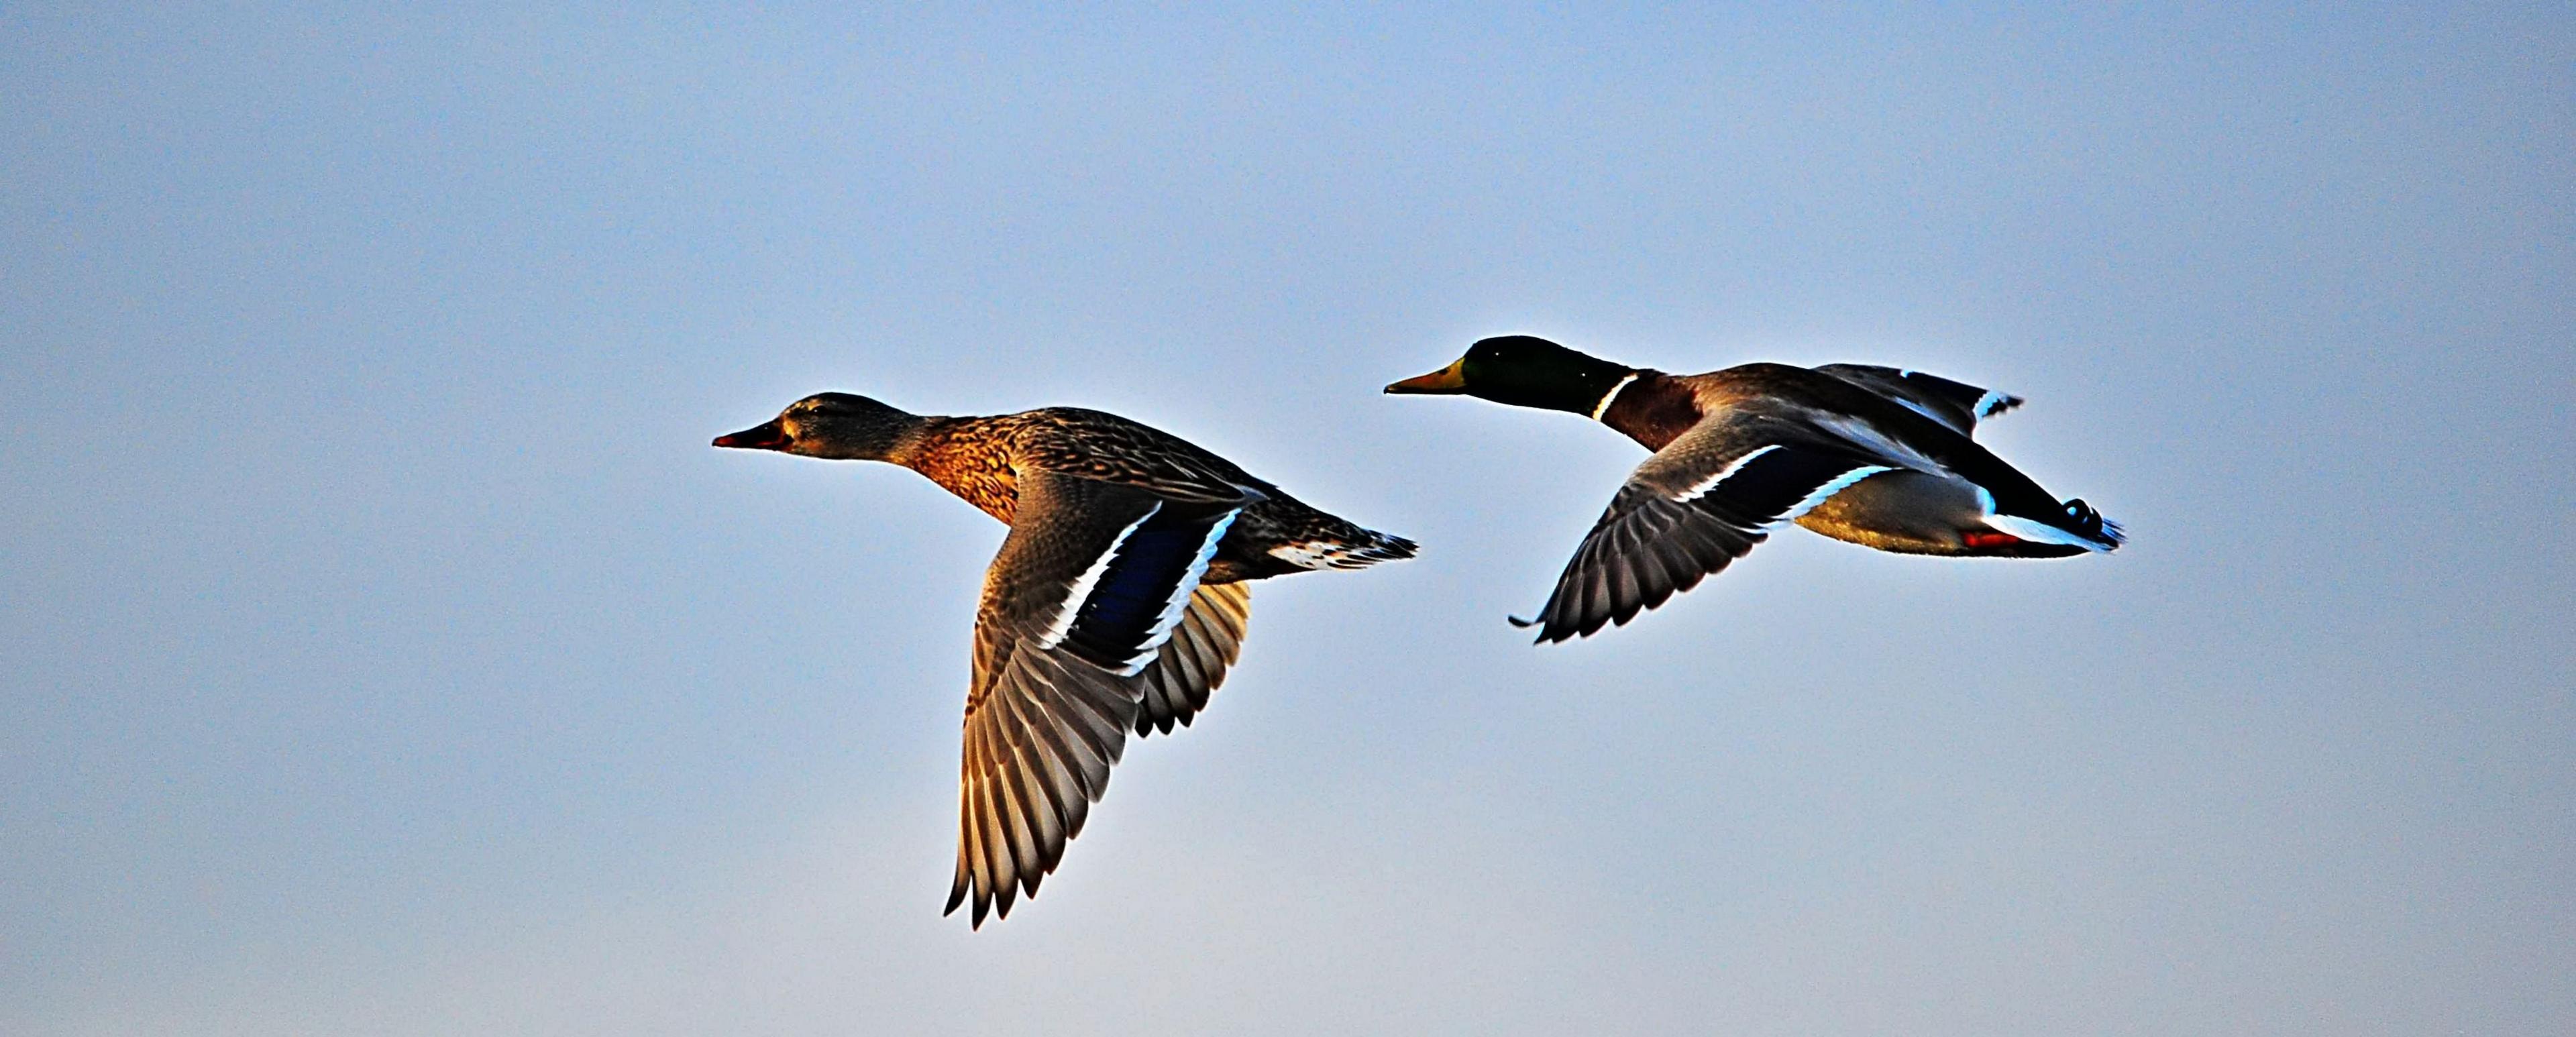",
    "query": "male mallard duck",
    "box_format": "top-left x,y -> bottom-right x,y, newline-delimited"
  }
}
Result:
714,394 -> 1413,926
1386,335 -> 2121,643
